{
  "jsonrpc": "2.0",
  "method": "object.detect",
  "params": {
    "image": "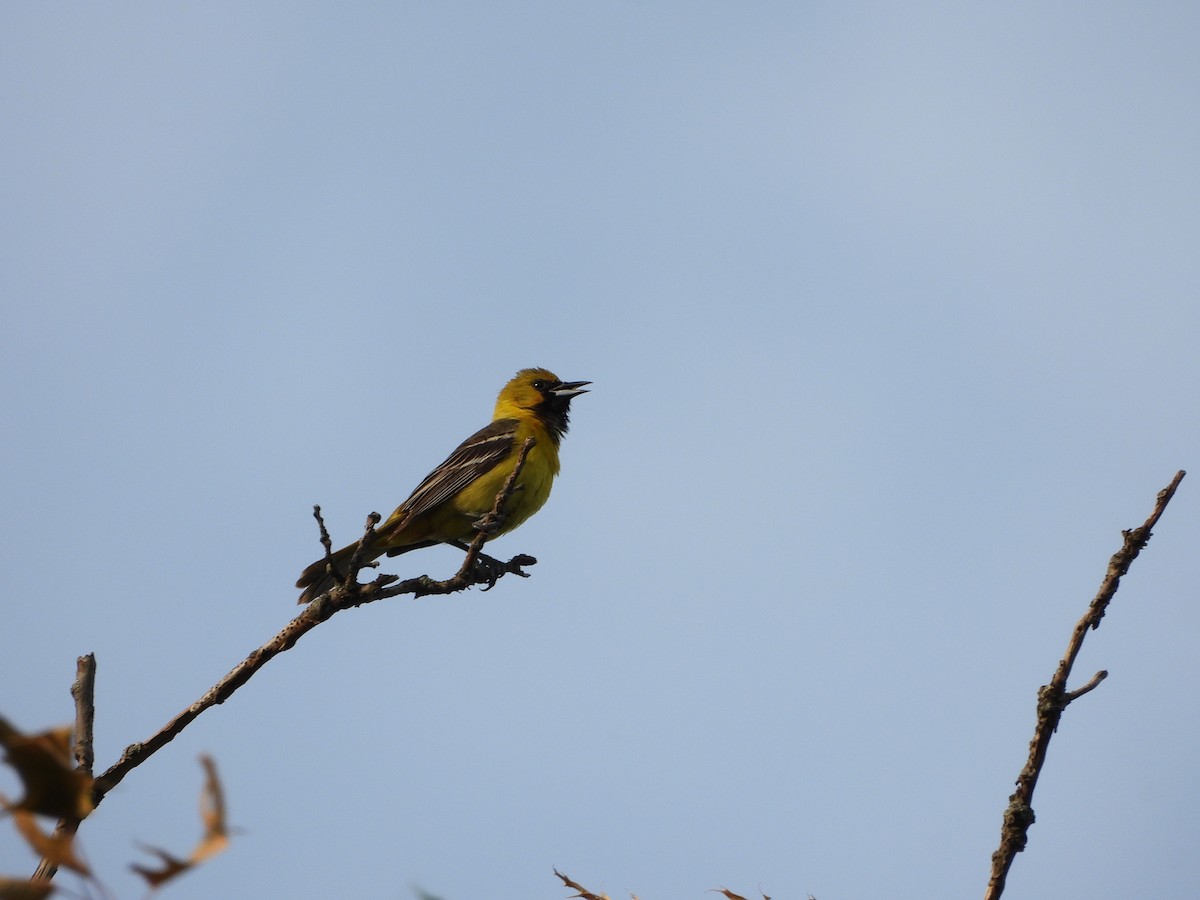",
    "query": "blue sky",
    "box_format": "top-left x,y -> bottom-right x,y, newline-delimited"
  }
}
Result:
3,4 -> 1198,898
